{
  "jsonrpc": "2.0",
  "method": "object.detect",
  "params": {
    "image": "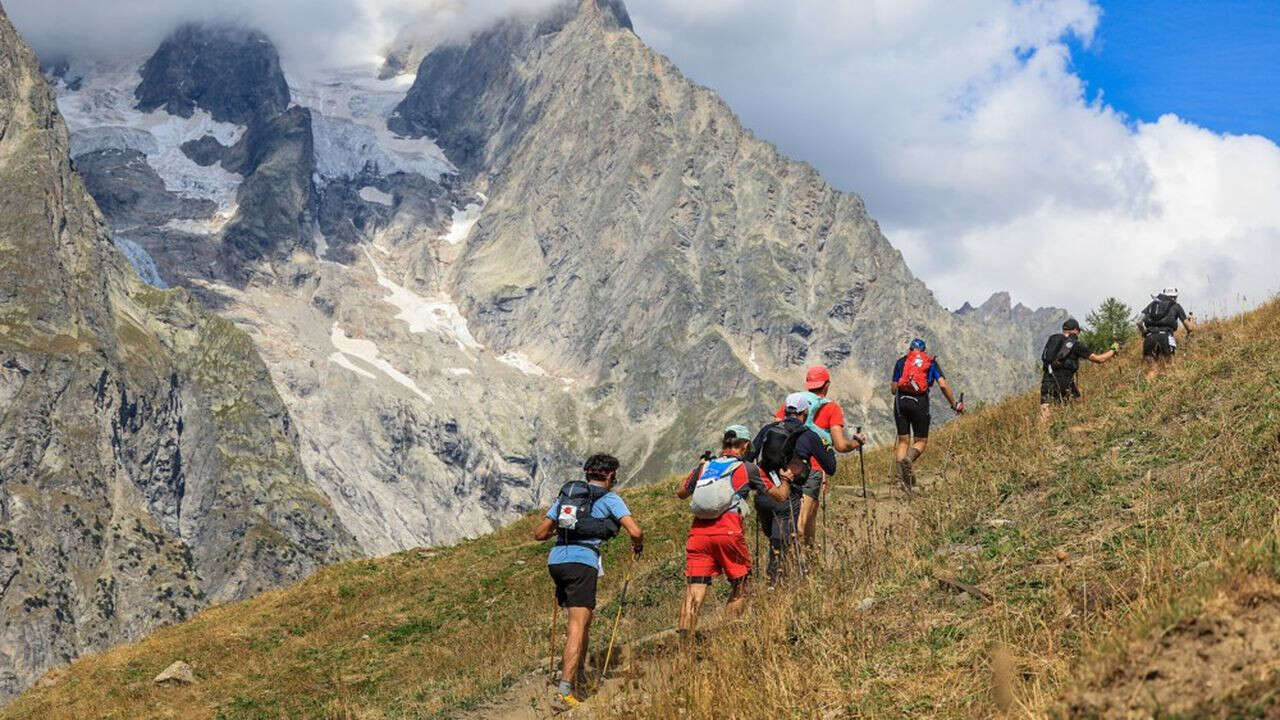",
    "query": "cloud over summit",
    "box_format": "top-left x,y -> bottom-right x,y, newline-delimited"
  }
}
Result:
5,0 -> 560,68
